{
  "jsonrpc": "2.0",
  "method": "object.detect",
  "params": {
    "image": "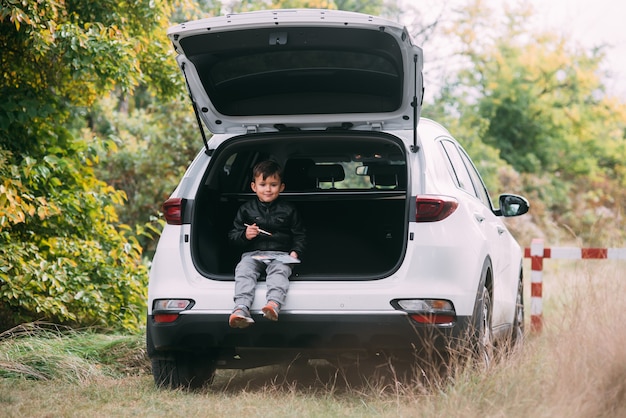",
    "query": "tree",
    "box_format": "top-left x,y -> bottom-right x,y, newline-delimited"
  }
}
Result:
86,94 -> 200,254
0,0 -> 177,331
220,0 -> 386,14
92,0 -> 395,254
428,0 -> 626,244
